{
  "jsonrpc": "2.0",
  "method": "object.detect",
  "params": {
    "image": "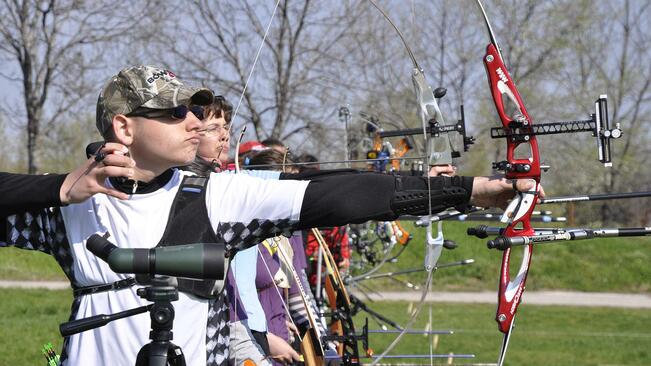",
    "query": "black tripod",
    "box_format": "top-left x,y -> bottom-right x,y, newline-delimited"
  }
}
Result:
60,277 -> 186,366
